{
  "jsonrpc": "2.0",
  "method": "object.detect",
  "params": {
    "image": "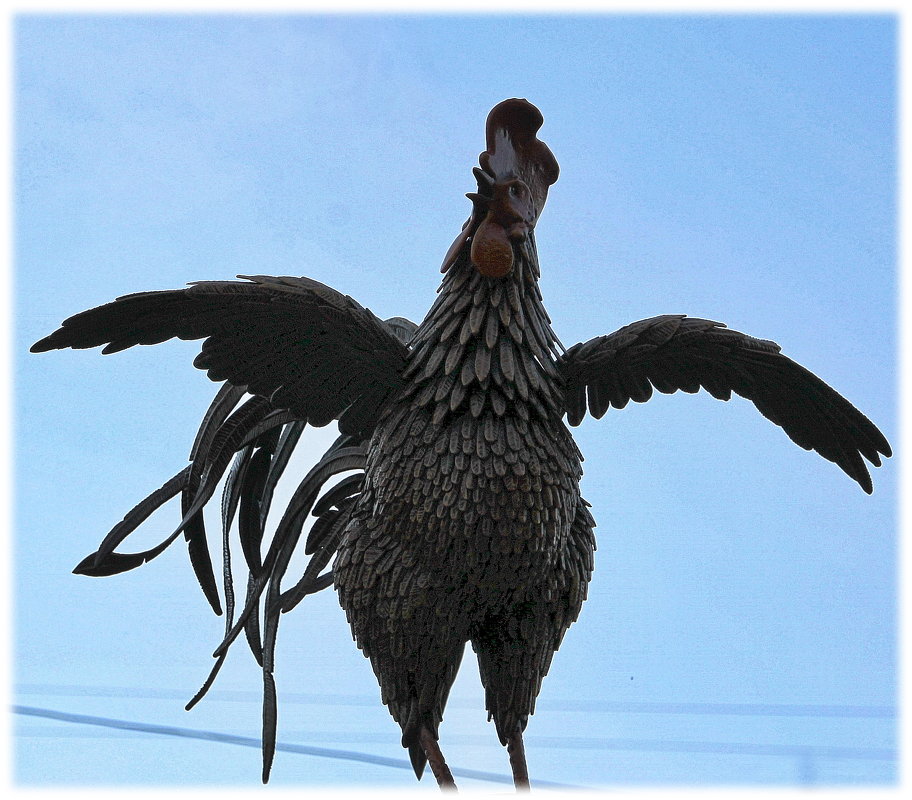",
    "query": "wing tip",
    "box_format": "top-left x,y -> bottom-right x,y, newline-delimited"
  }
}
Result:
878,439 -> 893,460
856,470 -> 875,494
30,336 -> 56,353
